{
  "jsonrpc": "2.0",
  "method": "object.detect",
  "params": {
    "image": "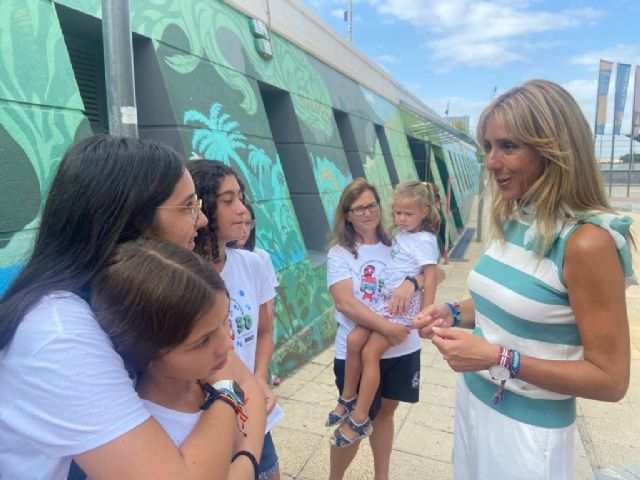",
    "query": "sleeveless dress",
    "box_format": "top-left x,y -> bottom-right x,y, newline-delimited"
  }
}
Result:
454,209 -> 636,479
